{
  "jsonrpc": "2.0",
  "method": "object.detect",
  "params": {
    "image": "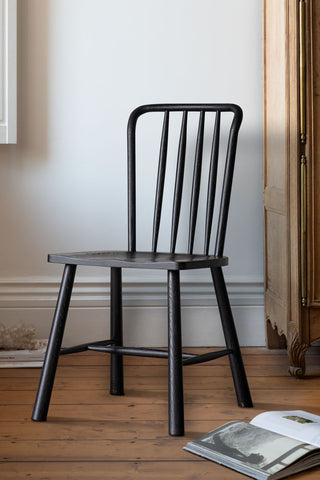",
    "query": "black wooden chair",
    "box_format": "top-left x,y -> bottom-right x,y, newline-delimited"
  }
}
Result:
32,104 -> 253,436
